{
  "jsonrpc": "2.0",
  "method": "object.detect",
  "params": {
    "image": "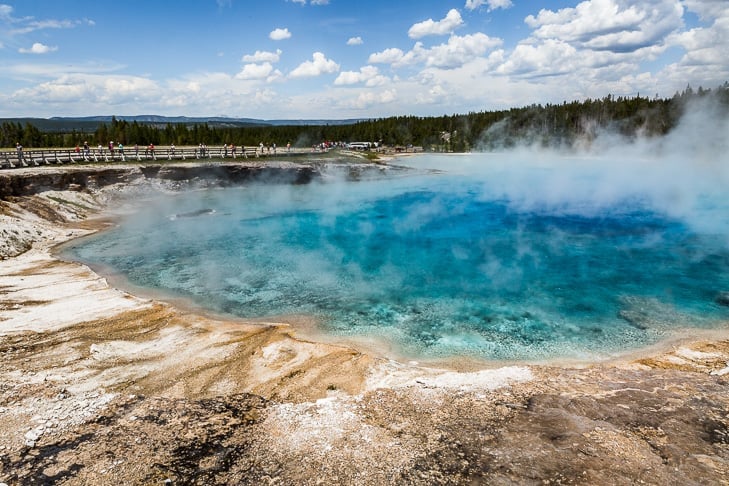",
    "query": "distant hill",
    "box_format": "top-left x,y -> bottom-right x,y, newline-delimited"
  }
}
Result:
50,115 -> 269,126
0,115 -> 367,133
48,115 -> 364,129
